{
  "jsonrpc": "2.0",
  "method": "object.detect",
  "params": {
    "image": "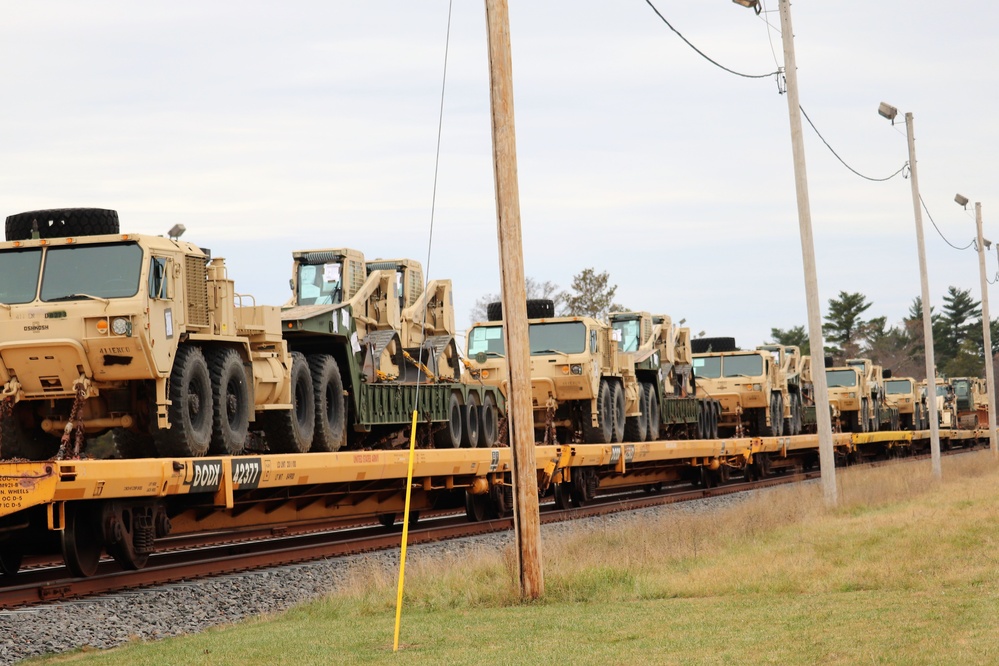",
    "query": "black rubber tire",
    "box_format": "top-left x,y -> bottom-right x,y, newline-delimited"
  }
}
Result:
479,392 -> 499,447
307,354 -> 345,452
610,381 -> 626,443
154,345 -> 213,457
112,428 -> 157,460
461,398 -> 481,448
0,411 -> 59,461
434,392 -> 463,448
690,337 -> 737,354
644,383 -> 660,441
261,352 -> 316,454
771,394 -> 784,437
5,207 -> 119,241
710,401 -> 720,439
526,299 -> 555,319
860,399 -> 870,434
624,382 -> 649,442
486,301 -> 503,322
207,348 -> 251,455
583,379 -> 614,444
